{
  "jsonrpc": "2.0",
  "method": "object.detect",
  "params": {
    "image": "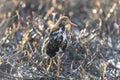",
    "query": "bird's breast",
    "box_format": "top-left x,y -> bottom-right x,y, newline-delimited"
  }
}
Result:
42,27 -> 68,58
51,27 -> 67,44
